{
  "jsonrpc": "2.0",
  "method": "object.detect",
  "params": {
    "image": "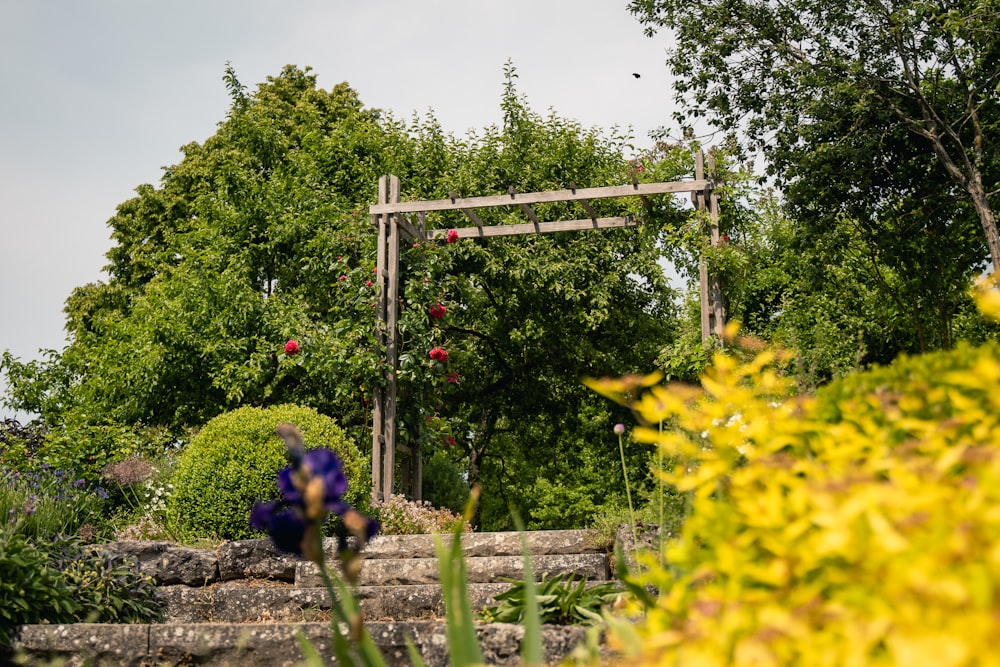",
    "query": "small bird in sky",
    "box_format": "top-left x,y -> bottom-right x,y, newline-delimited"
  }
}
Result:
632,72 -> 641,78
